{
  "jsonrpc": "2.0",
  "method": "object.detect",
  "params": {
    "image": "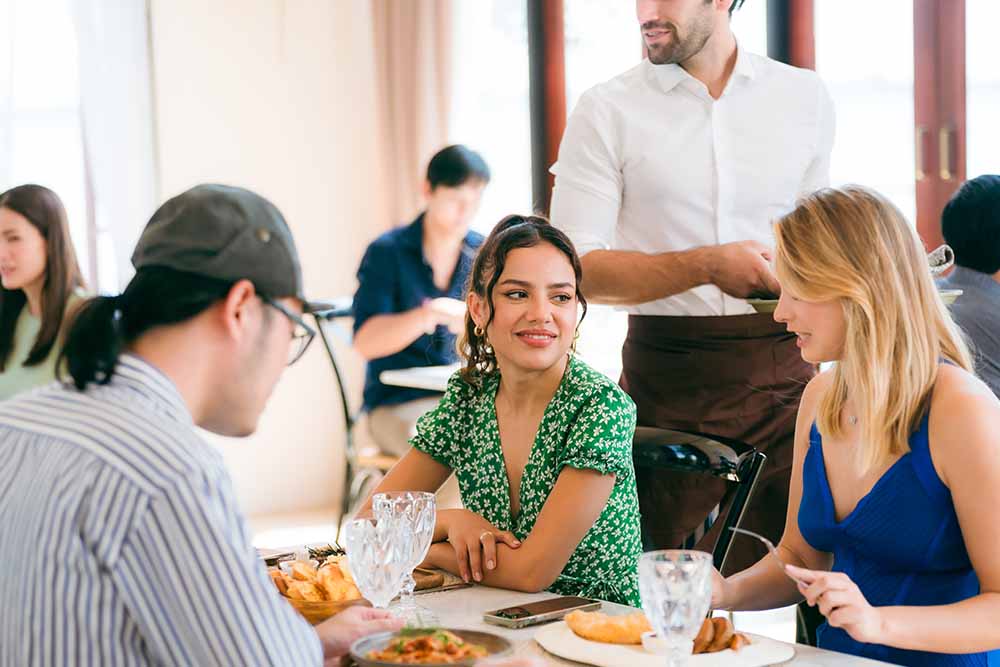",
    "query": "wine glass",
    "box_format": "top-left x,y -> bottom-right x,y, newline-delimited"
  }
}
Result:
373,491 -> 438,626
638,550 -> 713,667
342,516 -> 411,609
